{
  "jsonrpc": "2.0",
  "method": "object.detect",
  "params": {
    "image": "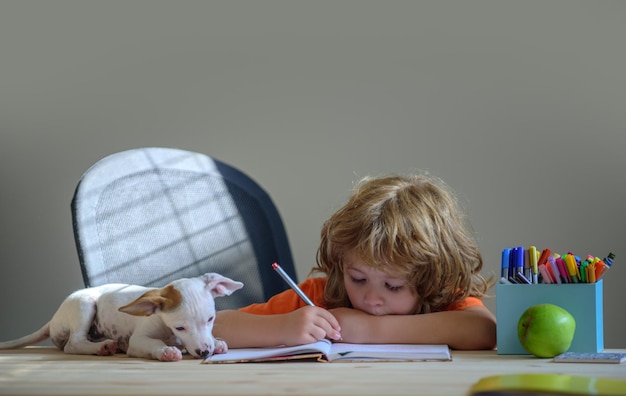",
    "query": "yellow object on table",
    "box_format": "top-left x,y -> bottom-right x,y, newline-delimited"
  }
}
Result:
468,373 -> 626,395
